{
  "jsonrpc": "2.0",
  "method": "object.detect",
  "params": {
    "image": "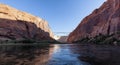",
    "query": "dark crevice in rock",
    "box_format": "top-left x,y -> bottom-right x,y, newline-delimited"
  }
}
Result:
107,21 -> 111,35
0,12 -> 8,14
24,22 -> 31,38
